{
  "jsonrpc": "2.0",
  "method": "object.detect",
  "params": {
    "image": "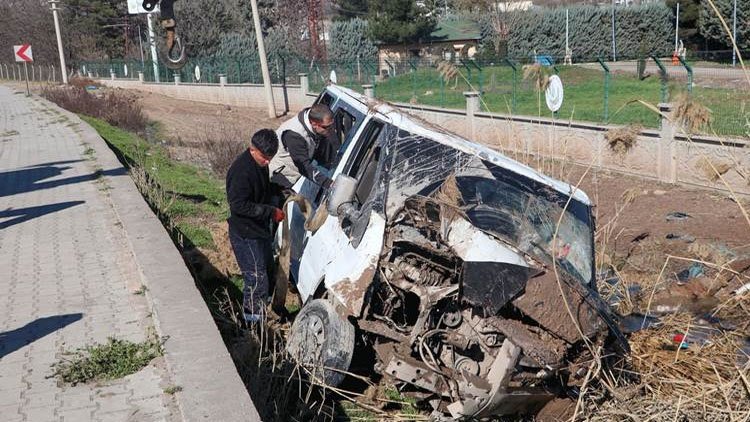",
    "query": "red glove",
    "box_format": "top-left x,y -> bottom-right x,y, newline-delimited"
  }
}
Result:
272,207 -> 285,223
